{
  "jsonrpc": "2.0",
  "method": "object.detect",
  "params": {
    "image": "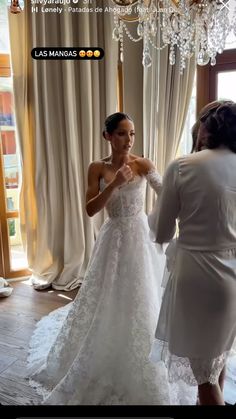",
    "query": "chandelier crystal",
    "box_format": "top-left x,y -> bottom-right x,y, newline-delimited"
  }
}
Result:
111,0 -> 236,73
